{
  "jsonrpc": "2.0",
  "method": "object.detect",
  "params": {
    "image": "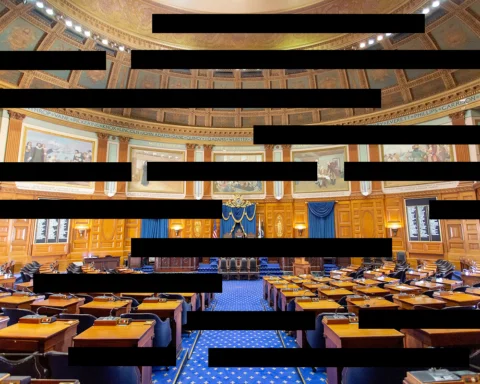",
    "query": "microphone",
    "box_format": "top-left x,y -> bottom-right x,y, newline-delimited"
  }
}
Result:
333,305 -> 346,317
